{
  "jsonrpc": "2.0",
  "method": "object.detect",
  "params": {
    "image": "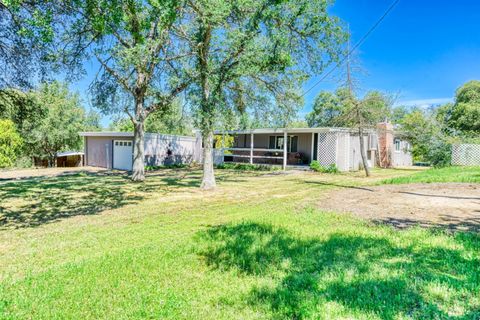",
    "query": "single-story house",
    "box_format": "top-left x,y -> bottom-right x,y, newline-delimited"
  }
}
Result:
80,122 -> 411,172
80,132 -> 201,170
213,122 -> 412,171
